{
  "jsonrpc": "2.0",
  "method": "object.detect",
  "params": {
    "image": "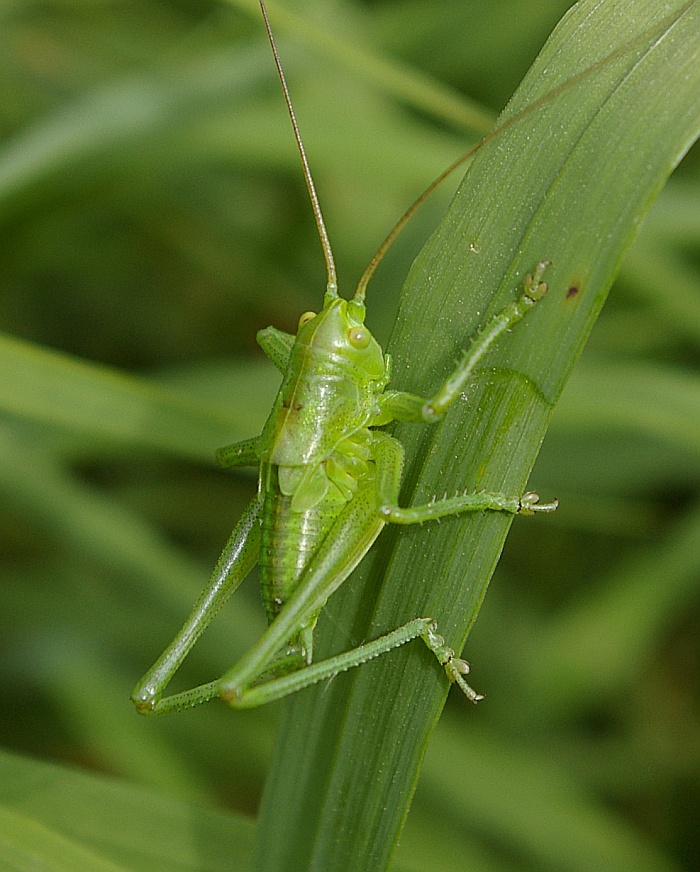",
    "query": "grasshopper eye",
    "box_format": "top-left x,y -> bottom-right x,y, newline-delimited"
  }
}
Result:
348,326 -> 371,349
298,311 -> 316,329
